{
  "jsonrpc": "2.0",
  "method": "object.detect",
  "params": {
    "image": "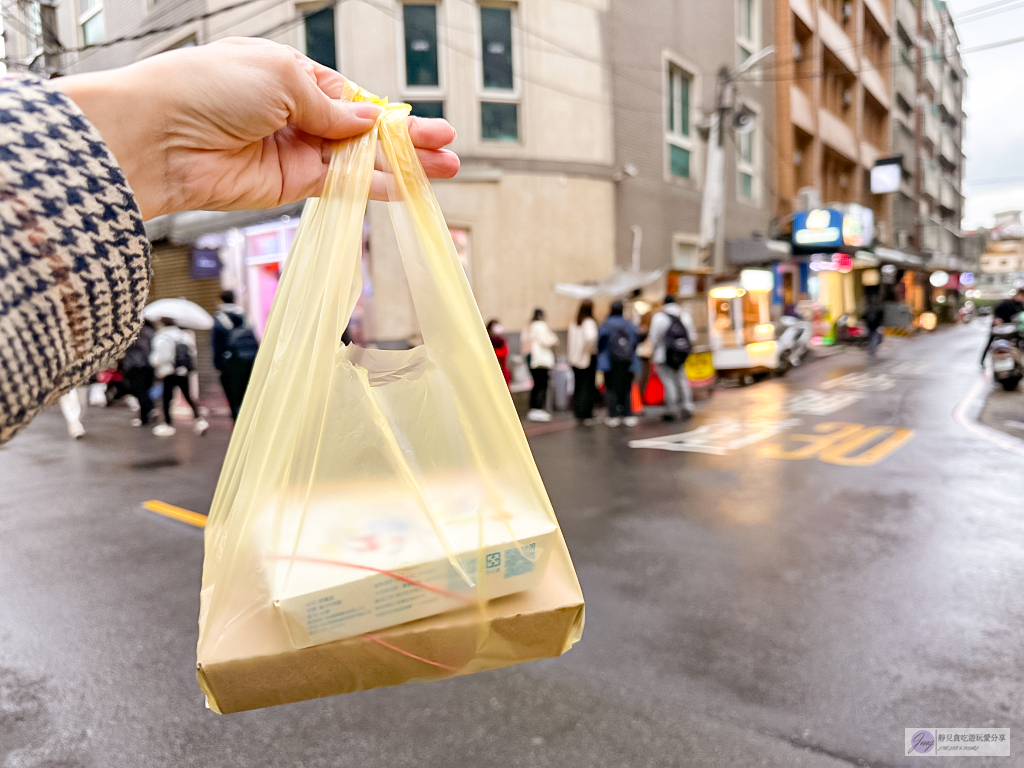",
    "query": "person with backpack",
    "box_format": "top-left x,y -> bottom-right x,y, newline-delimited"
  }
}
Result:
212,290 -> 260,421
122,319 -> 157,427
648,294 -> 696,421
149,318 -> 208,437
598,300 -> 640,427
524,308 -> 559,422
